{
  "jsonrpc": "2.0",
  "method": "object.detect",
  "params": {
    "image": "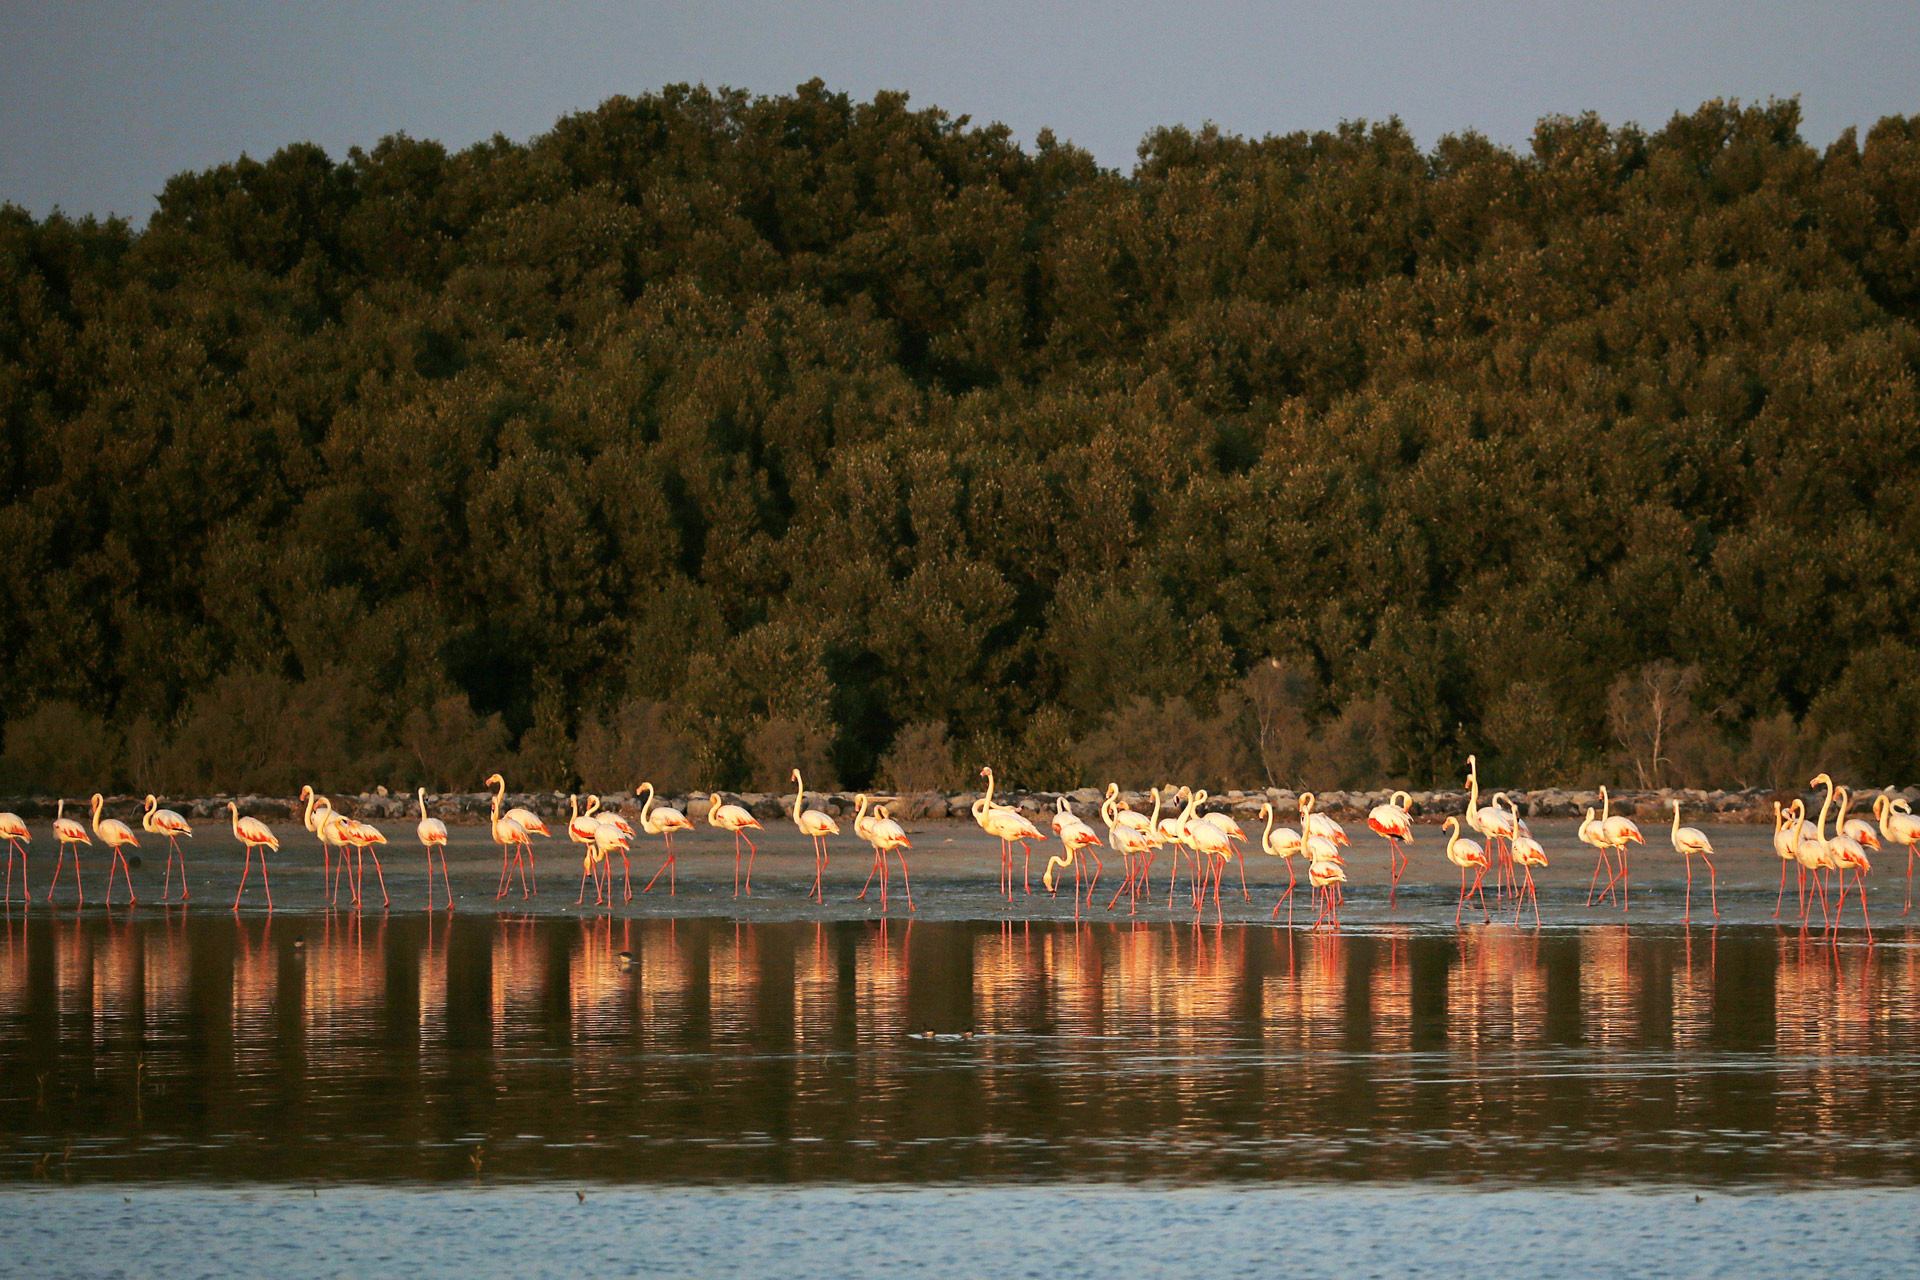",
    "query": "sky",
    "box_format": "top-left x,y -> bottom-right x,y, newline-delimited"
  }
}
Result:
3,0 -> 1917,222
